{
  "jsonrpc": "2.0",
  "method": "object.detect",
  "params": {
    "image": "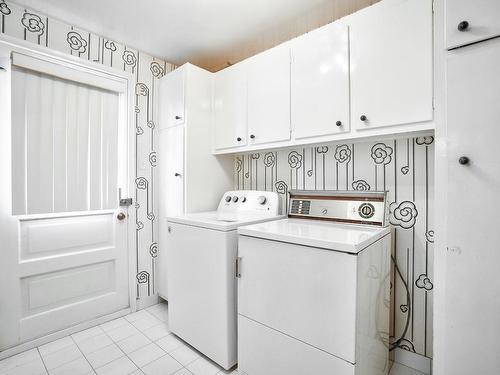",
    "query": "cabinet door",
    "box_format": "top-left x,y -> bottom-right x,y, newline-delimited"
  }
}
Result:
350,0 -> 433,130
291,23 -> 350,139
444,38 -> 500,374
446,0 -> 500,50
247,45 -> 291,145
158,68 -> 185,129
213,63 -> 247,150
159,125 -> 185,217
